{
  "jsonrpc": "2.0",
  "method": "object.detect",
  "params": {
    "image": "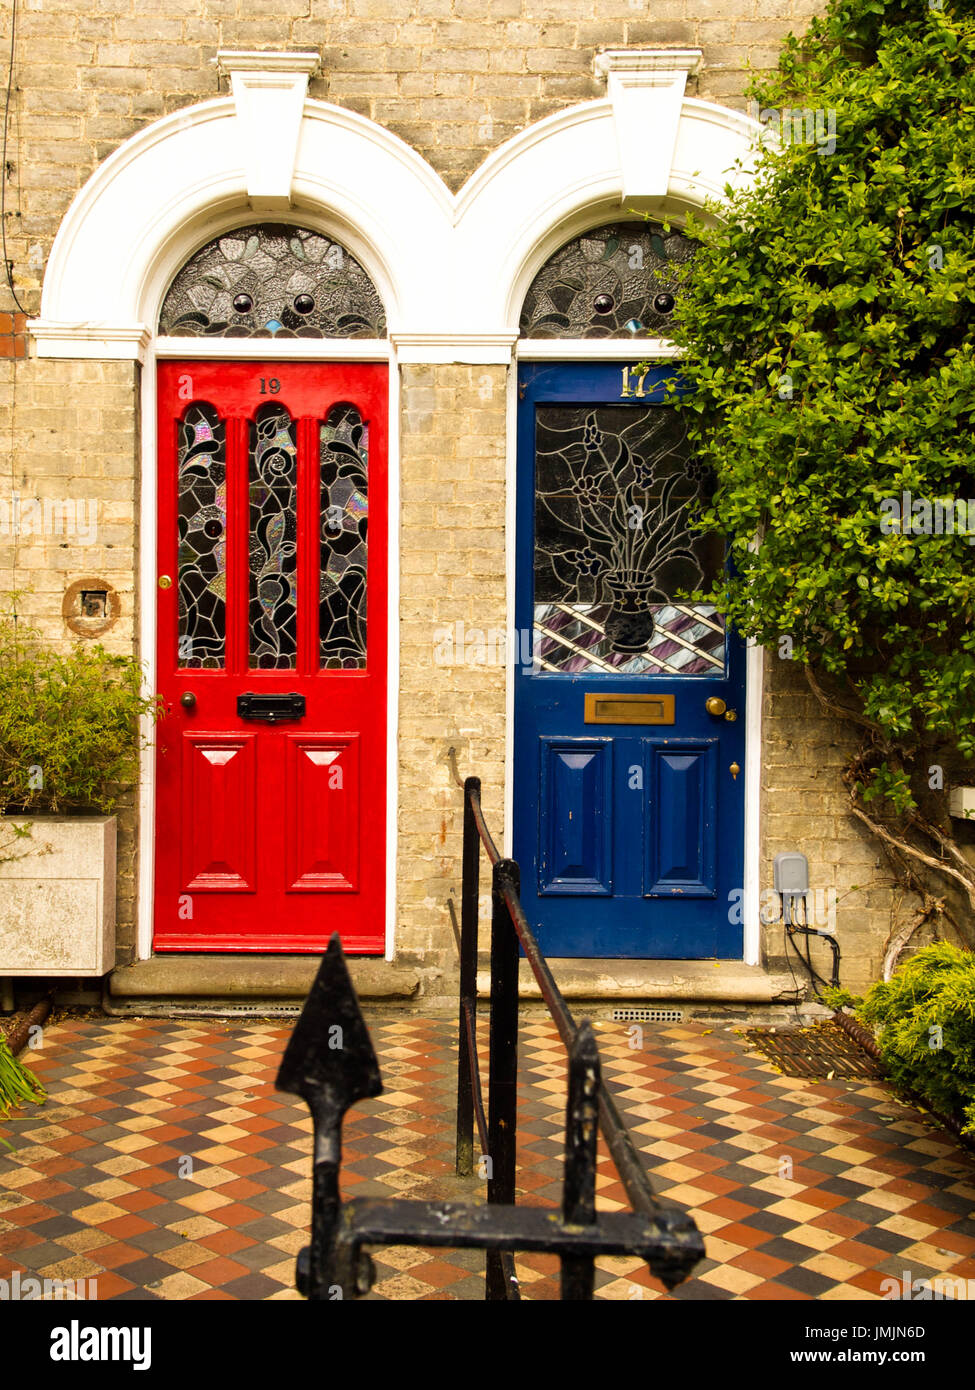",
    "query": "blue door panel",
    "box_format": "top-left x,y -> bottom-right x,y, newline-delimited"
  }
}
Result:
538,738 -> 612,895
645,740 -> 717,898
513,362 -> 746,960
